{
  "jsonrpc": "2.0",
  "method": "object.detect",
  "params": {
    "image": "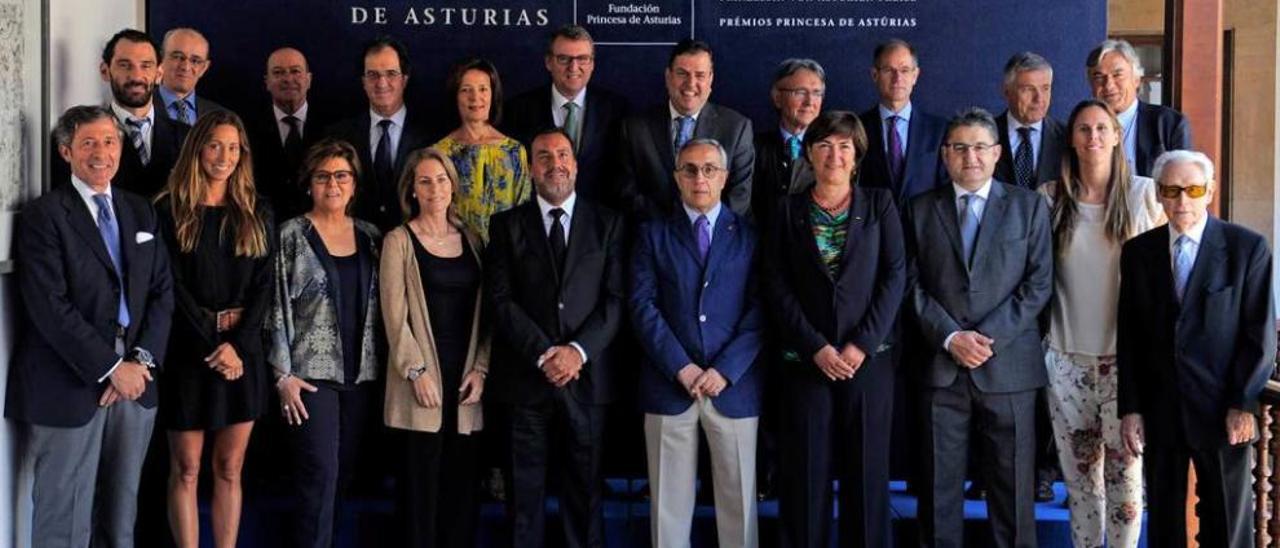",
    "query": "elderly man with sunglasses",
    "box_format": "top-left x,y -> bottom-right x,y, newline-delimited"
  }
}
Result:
1117,150 -> 1275,548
